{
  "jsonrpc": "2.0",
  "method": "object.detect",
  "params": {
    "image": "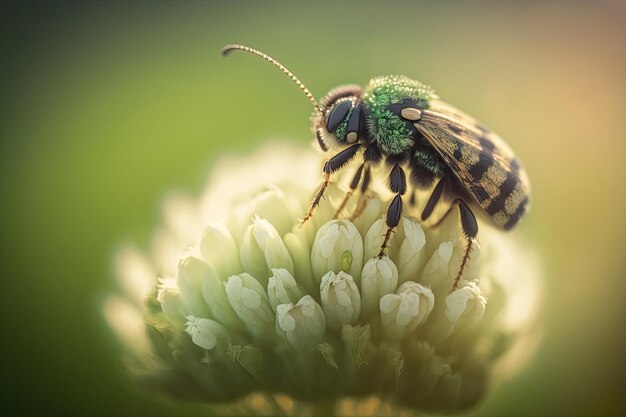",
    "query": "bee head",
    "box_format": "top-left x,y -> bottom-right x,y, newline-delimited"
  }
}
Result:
315,85 -> 364,149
